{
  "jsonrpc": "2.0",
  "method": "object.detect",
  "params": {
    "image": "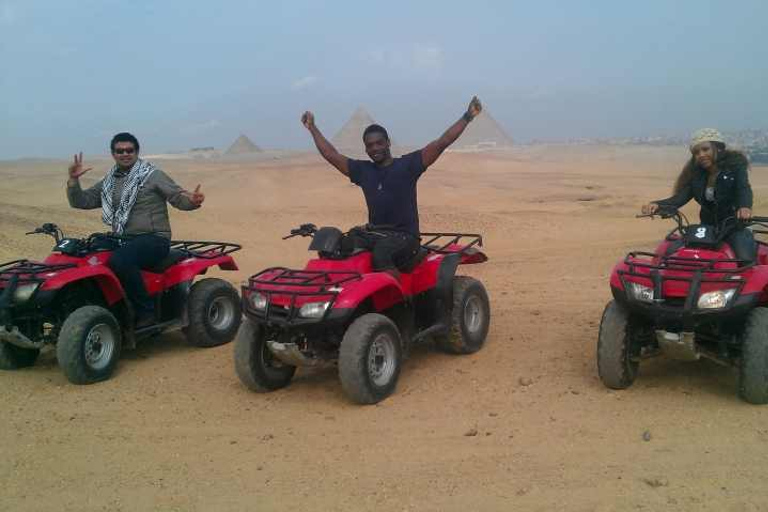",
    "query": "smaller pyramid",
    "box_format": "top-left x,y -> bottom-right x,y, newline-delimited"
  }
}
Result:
454,110 -> 513,149
226,134 -> 262,155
